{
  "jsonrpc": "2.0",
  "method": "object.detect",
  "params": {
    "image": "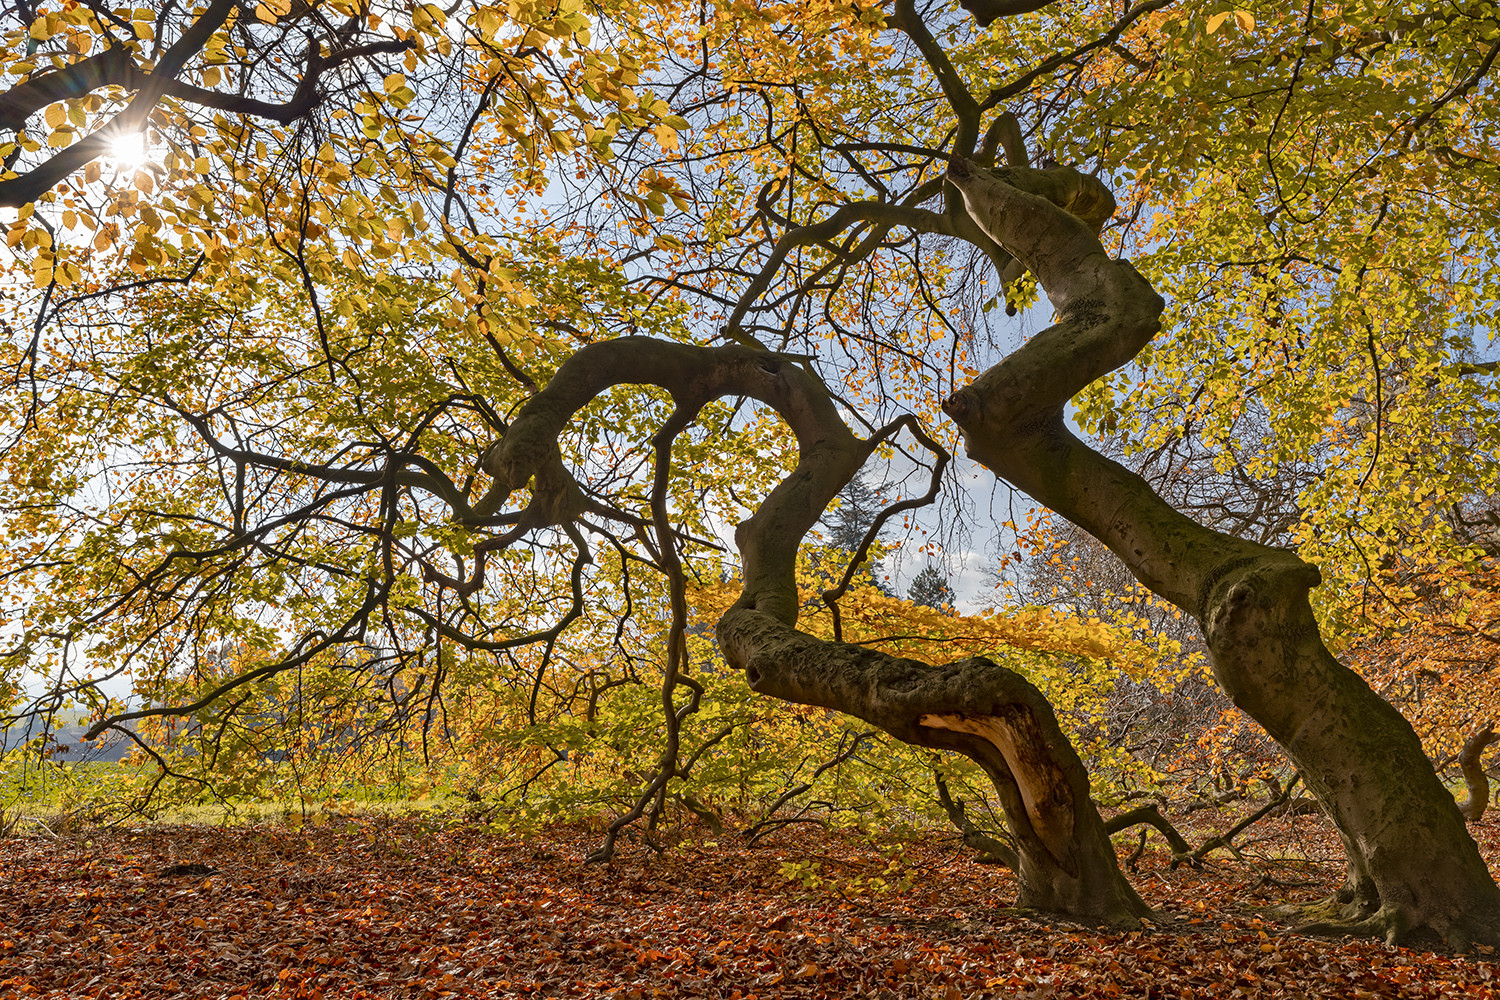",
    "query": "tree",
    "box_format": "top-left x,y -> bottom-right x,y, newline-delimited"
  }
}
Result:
5,0 -> 1500,945
907,566 -> 953,610
817,473 -> 897,597
825,476 -> 888,553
